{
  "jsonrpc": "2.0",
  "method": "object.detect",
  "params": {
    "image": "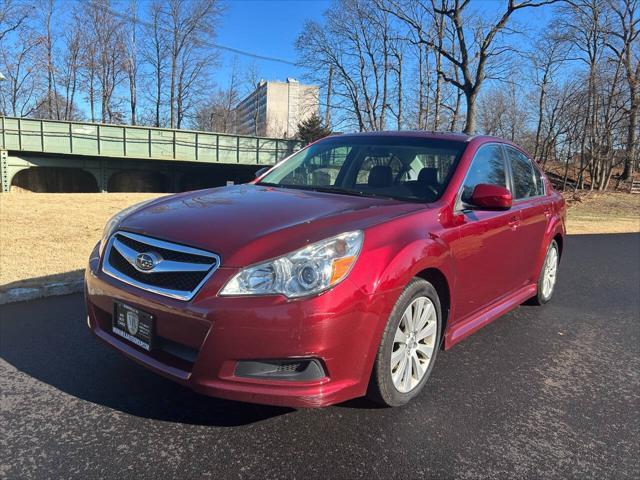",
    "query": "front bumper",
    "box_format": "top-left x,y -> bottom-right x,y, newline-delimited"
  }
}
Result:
85,243 -> 395,408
